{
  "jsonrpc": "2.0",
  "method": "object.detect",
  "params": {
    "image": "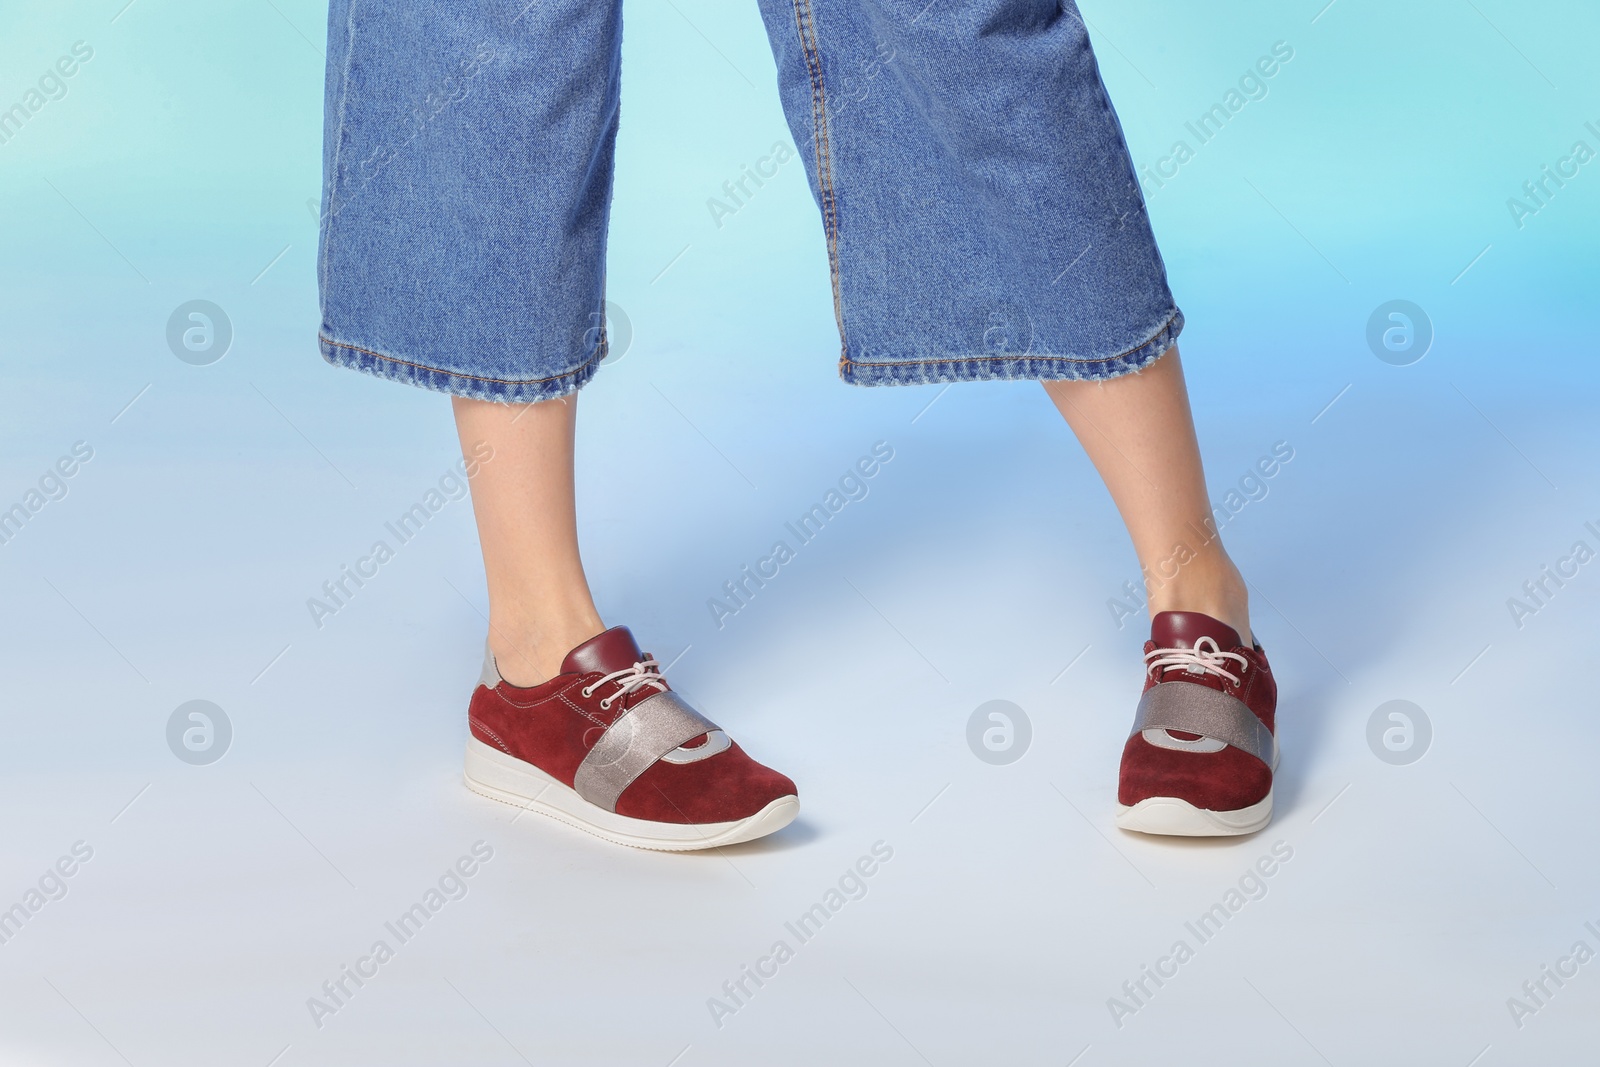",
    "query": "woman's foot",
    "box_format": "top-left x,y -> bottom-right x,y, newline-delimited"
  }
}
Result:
1115,610 -> 1278,836
464,626 -> 799,850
